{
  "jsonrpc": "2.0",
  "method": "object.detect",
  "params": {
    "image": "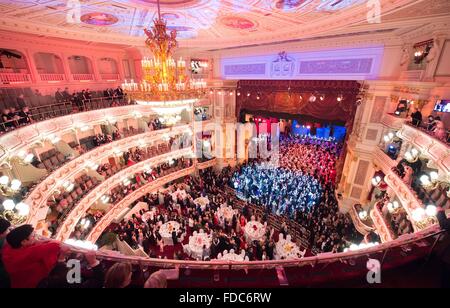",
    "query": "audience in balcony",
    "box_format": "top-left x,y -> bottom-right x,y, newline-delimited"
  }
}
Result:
1,86 -> 129,134
411,108 -> 422,127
